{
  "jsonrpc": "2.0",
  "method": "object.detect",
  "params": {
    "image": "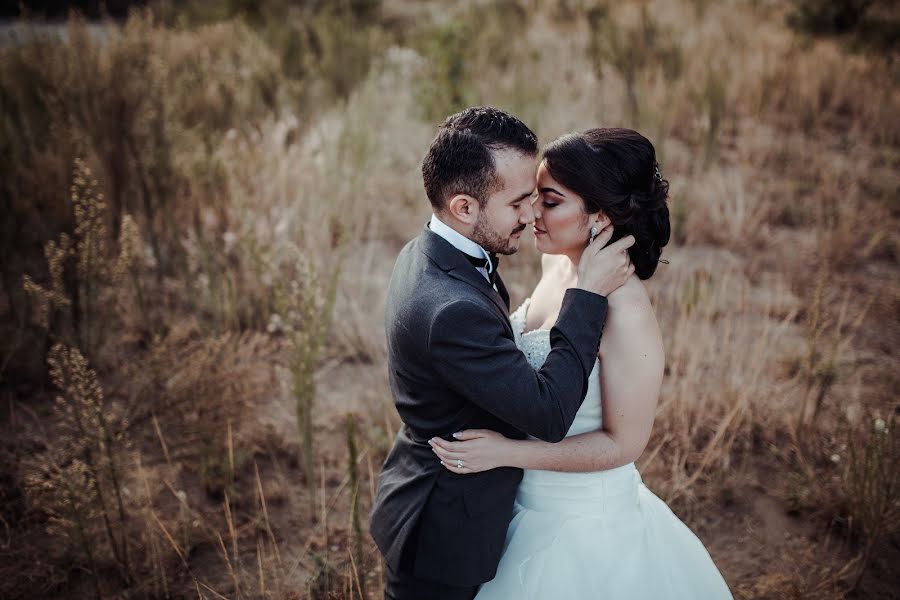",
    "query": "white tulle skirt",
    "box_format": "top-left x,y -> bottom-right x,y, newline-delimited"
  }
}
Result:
474,464 -> 732,600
